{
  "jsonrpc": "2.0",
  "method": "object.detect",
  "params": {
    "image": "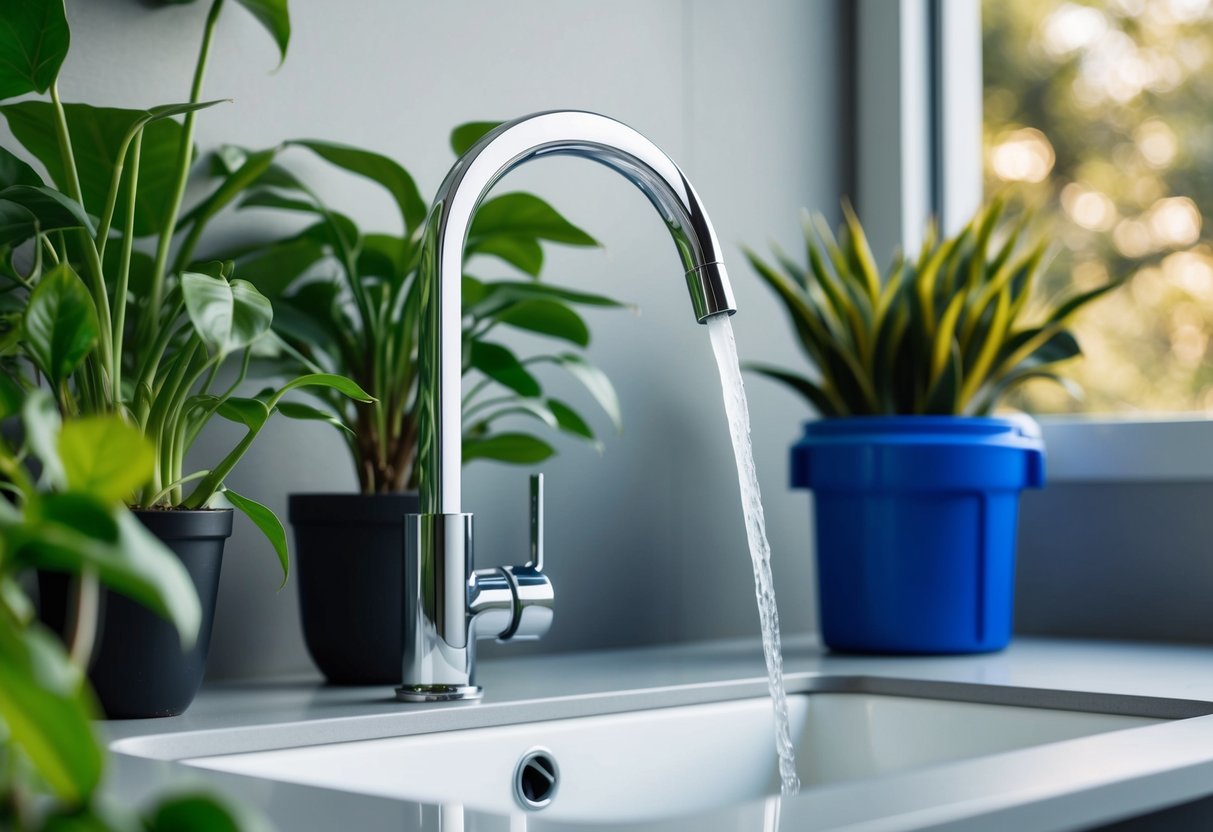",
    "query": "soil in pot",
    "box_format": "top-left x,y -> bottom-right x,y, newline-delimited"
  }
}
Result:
290,492 -> 418,685
39,508 -> 232,719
